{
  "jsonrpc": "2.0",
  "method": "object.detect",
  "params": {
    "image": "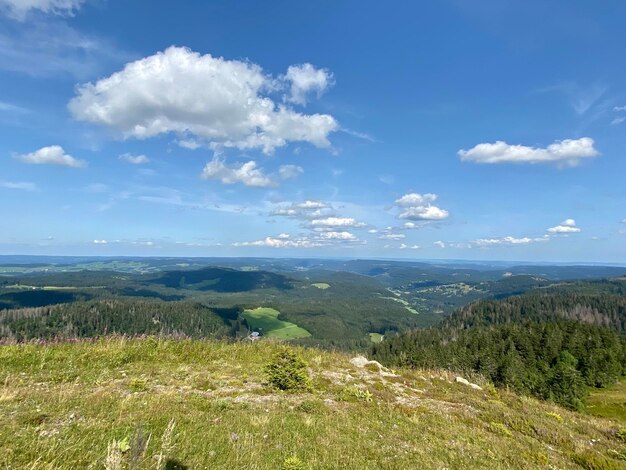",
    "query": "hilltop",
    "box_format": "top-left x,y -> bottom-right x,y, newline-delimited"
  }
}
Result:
2,337 -> 626,469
